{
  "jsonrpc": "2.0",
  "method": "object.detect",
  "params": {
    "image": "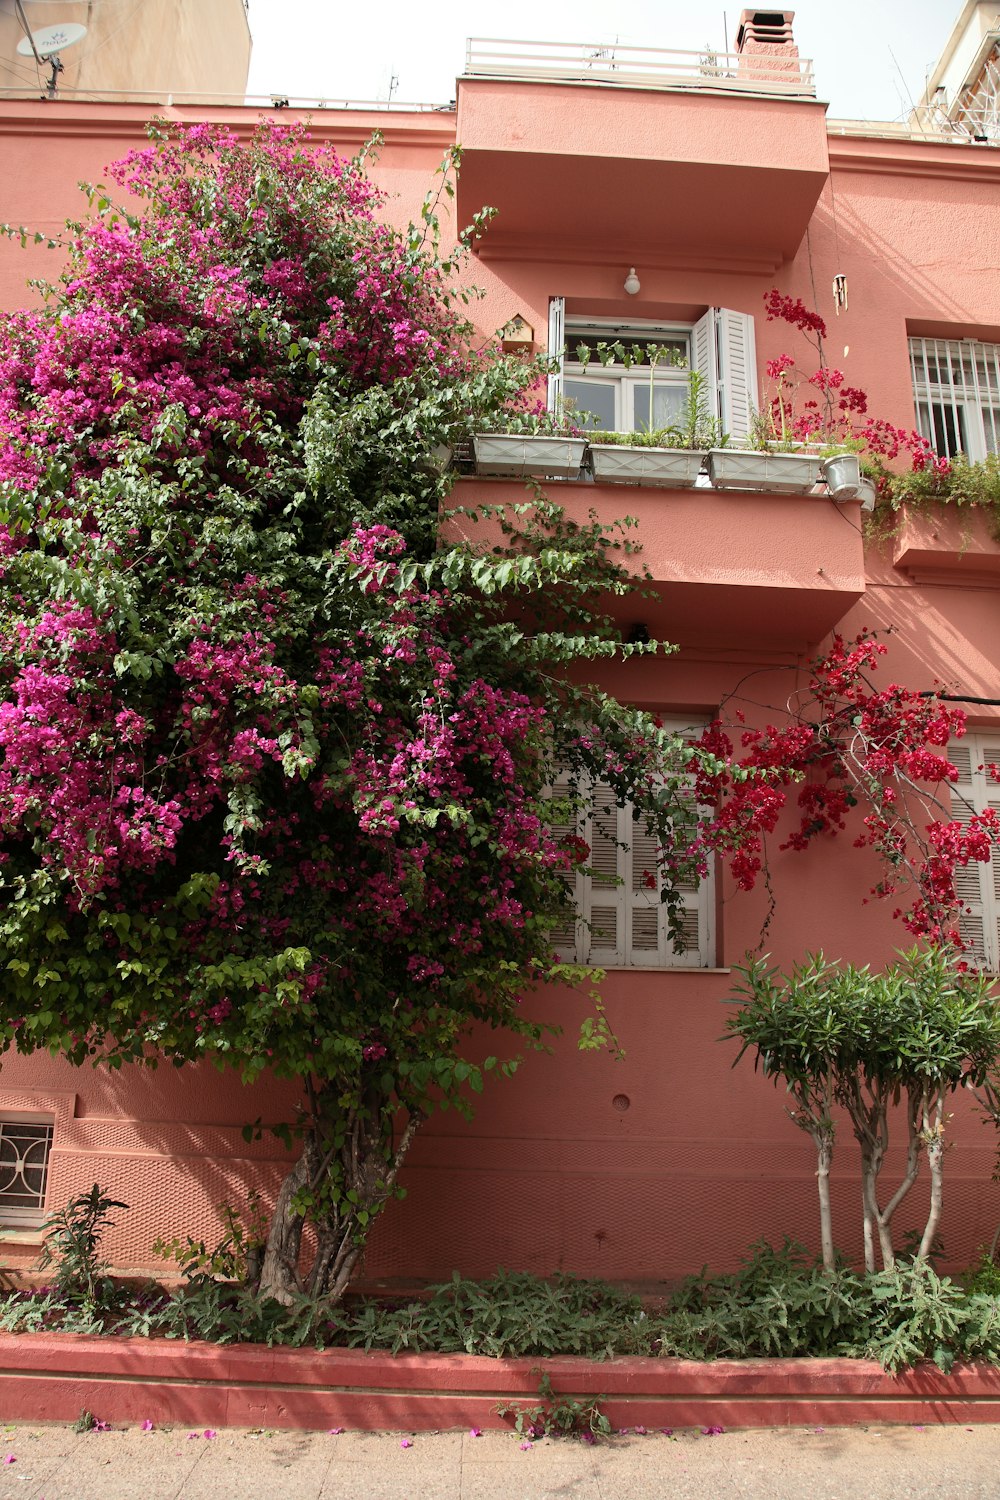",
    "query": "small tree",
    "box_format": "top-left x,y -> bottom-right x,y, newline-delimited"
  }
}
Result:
728,947 -> 1000,1272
